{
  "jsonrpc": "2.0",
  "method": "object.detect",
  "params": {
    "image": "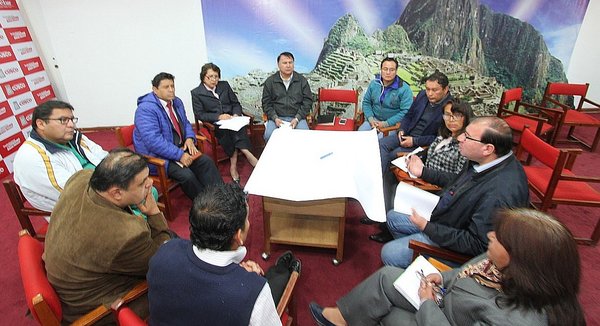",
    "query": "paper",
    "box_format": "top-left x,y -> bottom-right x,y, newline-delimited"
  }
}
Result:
393,255 -> 442,309
393,182 -> 440,220
391,147 -> 425,179
216,116 -> 250,131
